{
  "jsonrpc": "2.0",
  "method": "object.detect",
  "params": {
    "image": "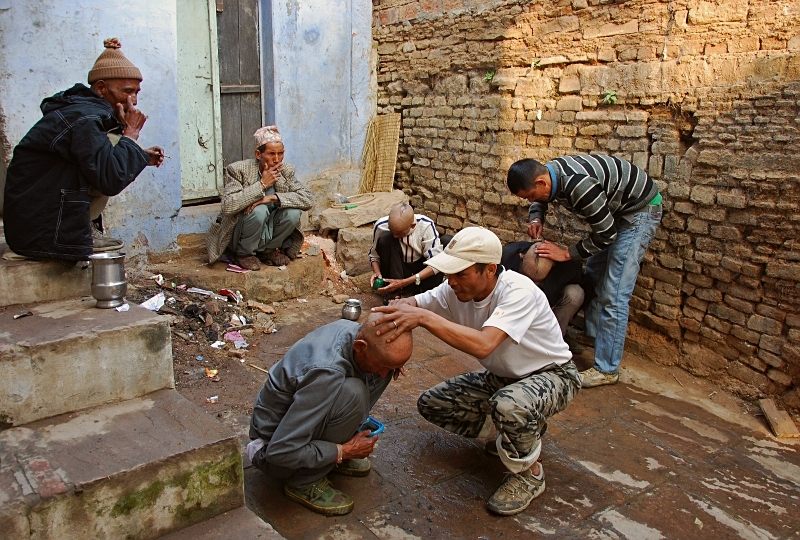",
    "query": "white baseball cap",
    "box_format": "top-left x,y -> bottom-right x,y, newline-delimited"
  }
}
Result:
425,227 -> 502,274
